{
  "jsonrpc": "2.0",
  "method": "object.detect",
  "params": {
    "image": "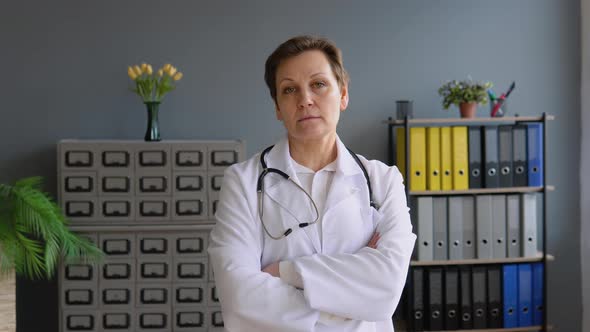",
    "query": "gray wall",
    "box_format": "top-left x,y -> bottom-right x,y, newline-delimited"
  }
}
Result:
0,1 -> 581,331
582,0 -> 589,330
